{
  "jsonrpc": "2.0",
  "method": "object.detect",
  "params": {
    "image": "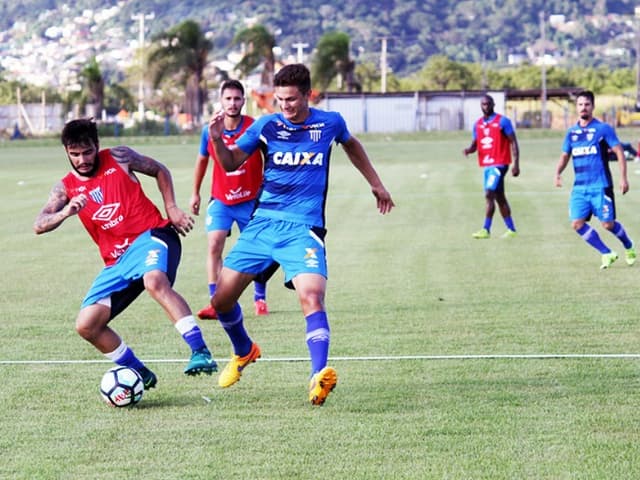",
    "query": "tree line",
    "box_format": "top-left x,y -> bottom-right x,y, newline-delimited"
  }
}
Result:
1,19 -> 637,126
